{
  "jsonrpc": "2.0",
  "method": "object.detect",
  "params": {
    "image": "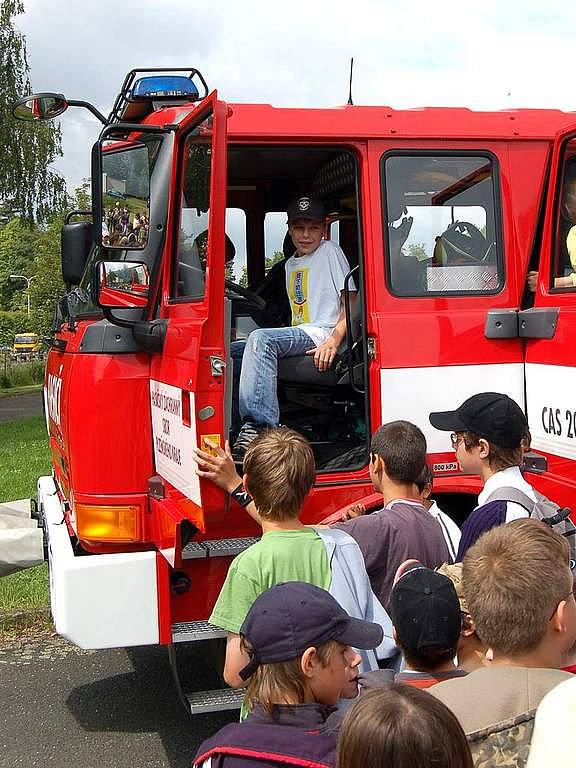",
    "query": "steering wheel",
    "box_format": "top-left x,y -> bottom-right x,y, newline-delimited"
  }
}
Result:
225,279 -> 266,311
